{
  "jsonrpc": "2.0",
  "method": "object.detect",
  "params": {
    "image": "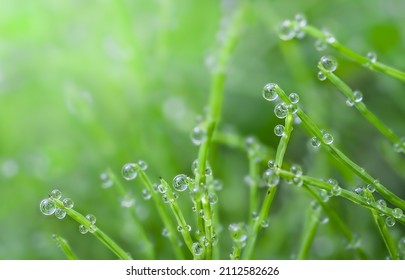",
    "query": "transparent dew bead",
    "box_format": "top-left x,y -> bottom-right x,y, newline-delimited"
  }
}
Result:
40,198 -> 56,215
323,29 -> 336,44
157,184 -> 167,194
392,208 -> 403,219
322,133 -> 334,145
311,136 -> 321,148
86,214 -> 97,225
277,19 -> 295,41
79,225 -> 88,234
376,199 -> 387,211
261,219 -> 269,228
345,98 -> 354,107
263,169 -> 280,187
367,184 -> 375,193
289,92 -> 300,104
173,174 -> 189,192
315,39 -> 327,51
162,194 -> 170,204
208,193 -> 218,205
262,83 -> 279,101
331,185 -> 342,196
353,186 -> 364,196
366,52 -> 377,63
228,223 -> 248,244
142,189 -> 152,200
185,225 -> 192,232
121,163 -> 138,180
288,104 -> 298,114
190,125 -> 207,146
137,160 -> 148,171
385,216 -> 396,227
293,176 -> 303,187
320,189 -> 329,202
268,159 -> 276,169
353,90 -> 363,103
50,189 -> 62,199
327,178 -> 337,186
311,201 -> 320,211
198,209 -> 205,217
212,179 -> 223,191
319,215 -> 329,225
192,242 -> 204,256
162,227 -> 170,237
62,198 -> 74,209
88,225 -> 97,234
100,172 -> 113,189
274,124 -> 285,137
274,103 -> 287,119
294,13 -> 307,26
120,194 -> 135,208
205,167 -> 213,177
177,225 -> 183,232
317,71 -> 327,81
290,165 -> 303,177
54,208 -> 66,219
320,55 -> 338,72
